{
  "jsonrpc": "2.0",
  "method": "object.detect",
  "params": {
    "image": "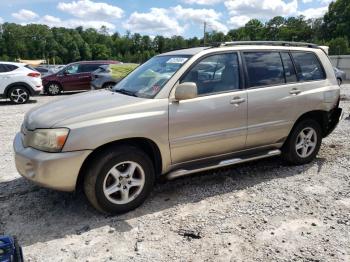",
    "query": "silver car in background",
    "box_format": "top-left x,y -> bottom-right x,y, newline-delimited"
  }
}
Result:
14,42 -> 342,214
334,67 -> 346,85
